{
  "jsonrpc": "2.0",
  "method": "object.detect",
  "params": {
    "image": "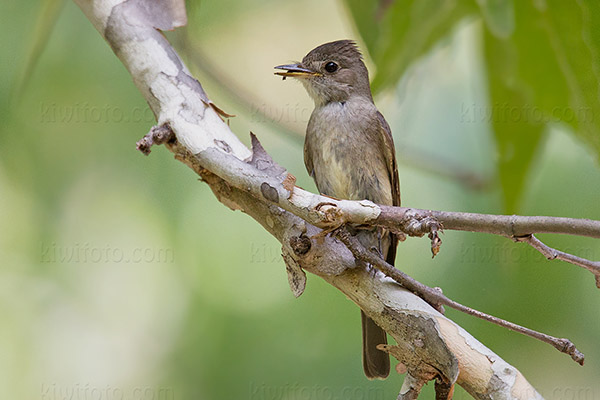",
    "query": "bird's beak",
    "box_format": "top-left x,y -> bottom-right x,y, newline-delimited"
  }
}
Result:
274,63 -> 321,79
